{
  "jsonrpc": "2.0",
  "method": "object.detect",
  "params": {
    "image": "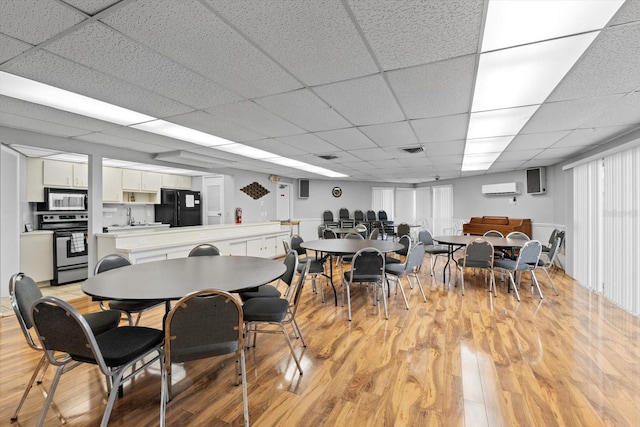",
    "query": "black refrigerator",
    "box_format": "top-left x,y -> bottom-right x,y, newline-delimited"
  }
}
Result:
154,189 -> 202,227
